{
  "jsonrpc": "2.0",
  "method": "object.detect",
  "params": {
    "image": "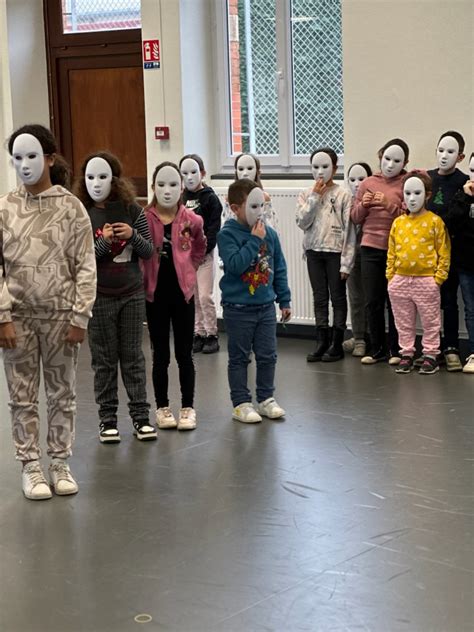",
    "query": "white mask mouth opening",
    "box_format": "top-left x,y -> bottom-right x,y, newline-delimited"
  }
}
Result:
311,151 -> 334,183
180,158 -> 202,192
236,155 -> 258,182
381,144 -> 406,178
436,135 -> 460,173
348,164 -> 369,196
403,176 -> 426,214
11,133 -> 46,186
85,157 -> 113,203
245,187 -> 265,227
154,165 -> 182,209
